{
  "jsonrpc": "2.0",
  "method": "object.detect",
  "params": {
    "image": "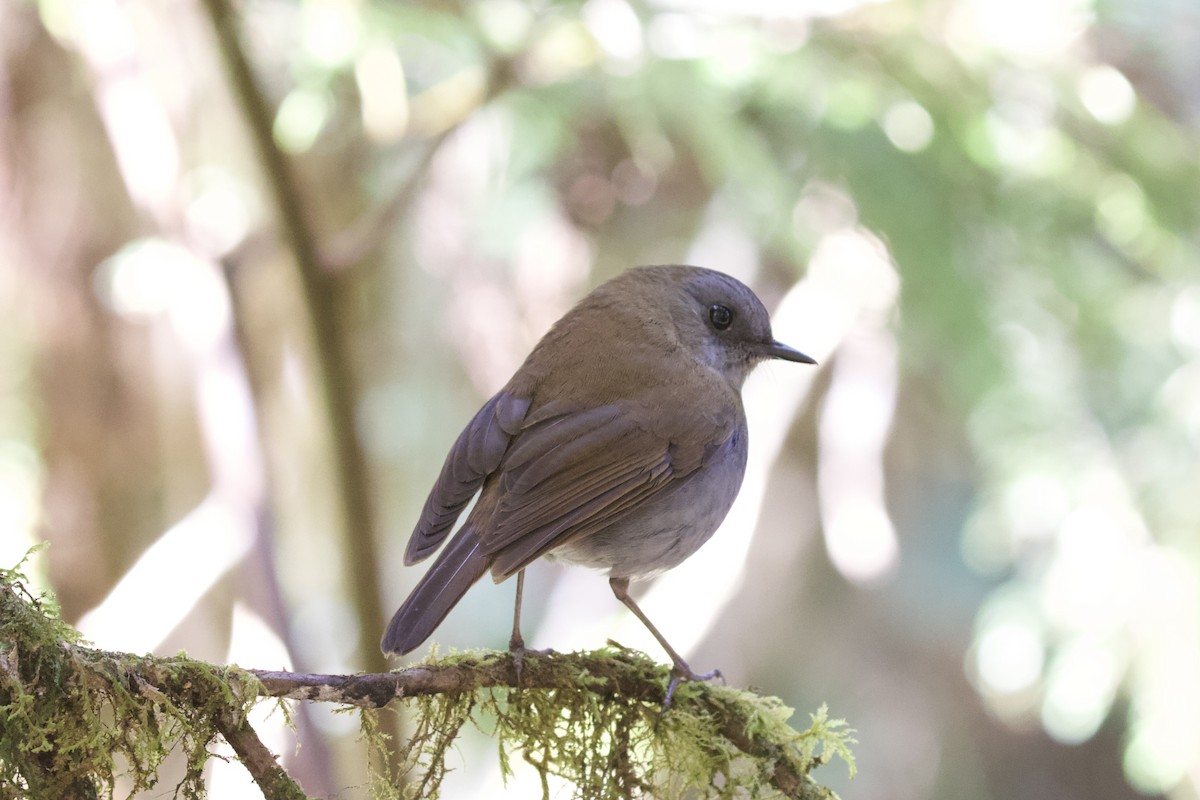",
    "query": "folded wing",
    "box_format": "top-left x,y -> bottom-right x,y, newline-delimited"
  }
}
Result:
478,402 -> 729,577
